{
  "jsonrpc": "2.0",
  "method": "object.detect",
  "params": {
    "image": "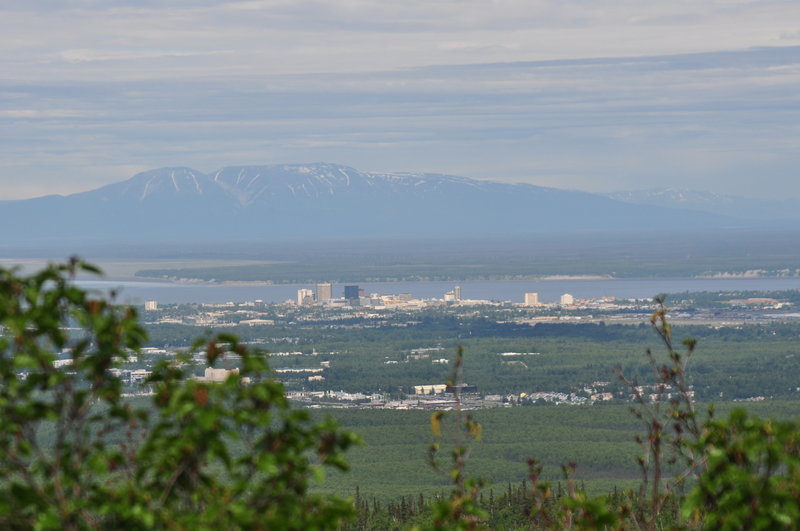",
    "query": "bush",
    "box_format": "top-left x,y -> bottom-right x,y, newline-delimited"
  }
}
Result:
684,409 -> 800,530
0,259 -> 359,529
